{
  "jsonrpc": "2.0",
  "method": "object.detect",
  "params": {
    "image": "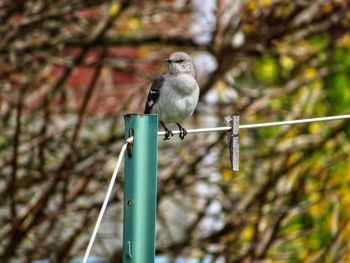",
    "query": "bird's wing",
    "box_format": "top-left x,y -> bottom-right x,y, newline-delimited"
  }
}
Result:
144,74 -> 165,114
